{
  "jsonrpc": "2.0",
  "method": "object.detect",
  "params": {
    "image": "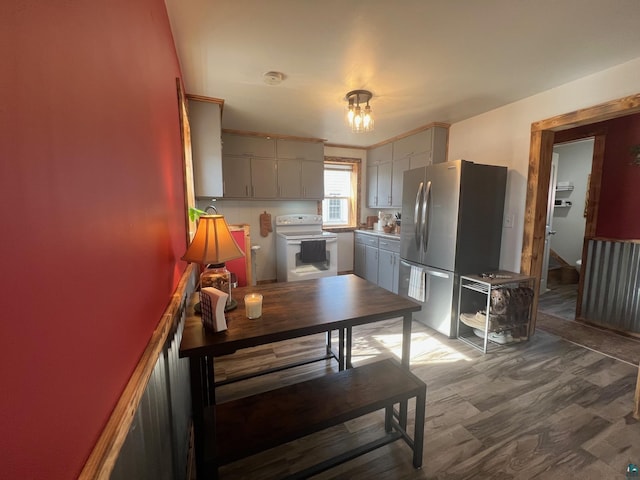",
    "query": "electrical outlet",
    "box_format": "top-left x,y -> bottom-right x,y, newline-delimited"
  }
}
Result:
504,214 -> 514,228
